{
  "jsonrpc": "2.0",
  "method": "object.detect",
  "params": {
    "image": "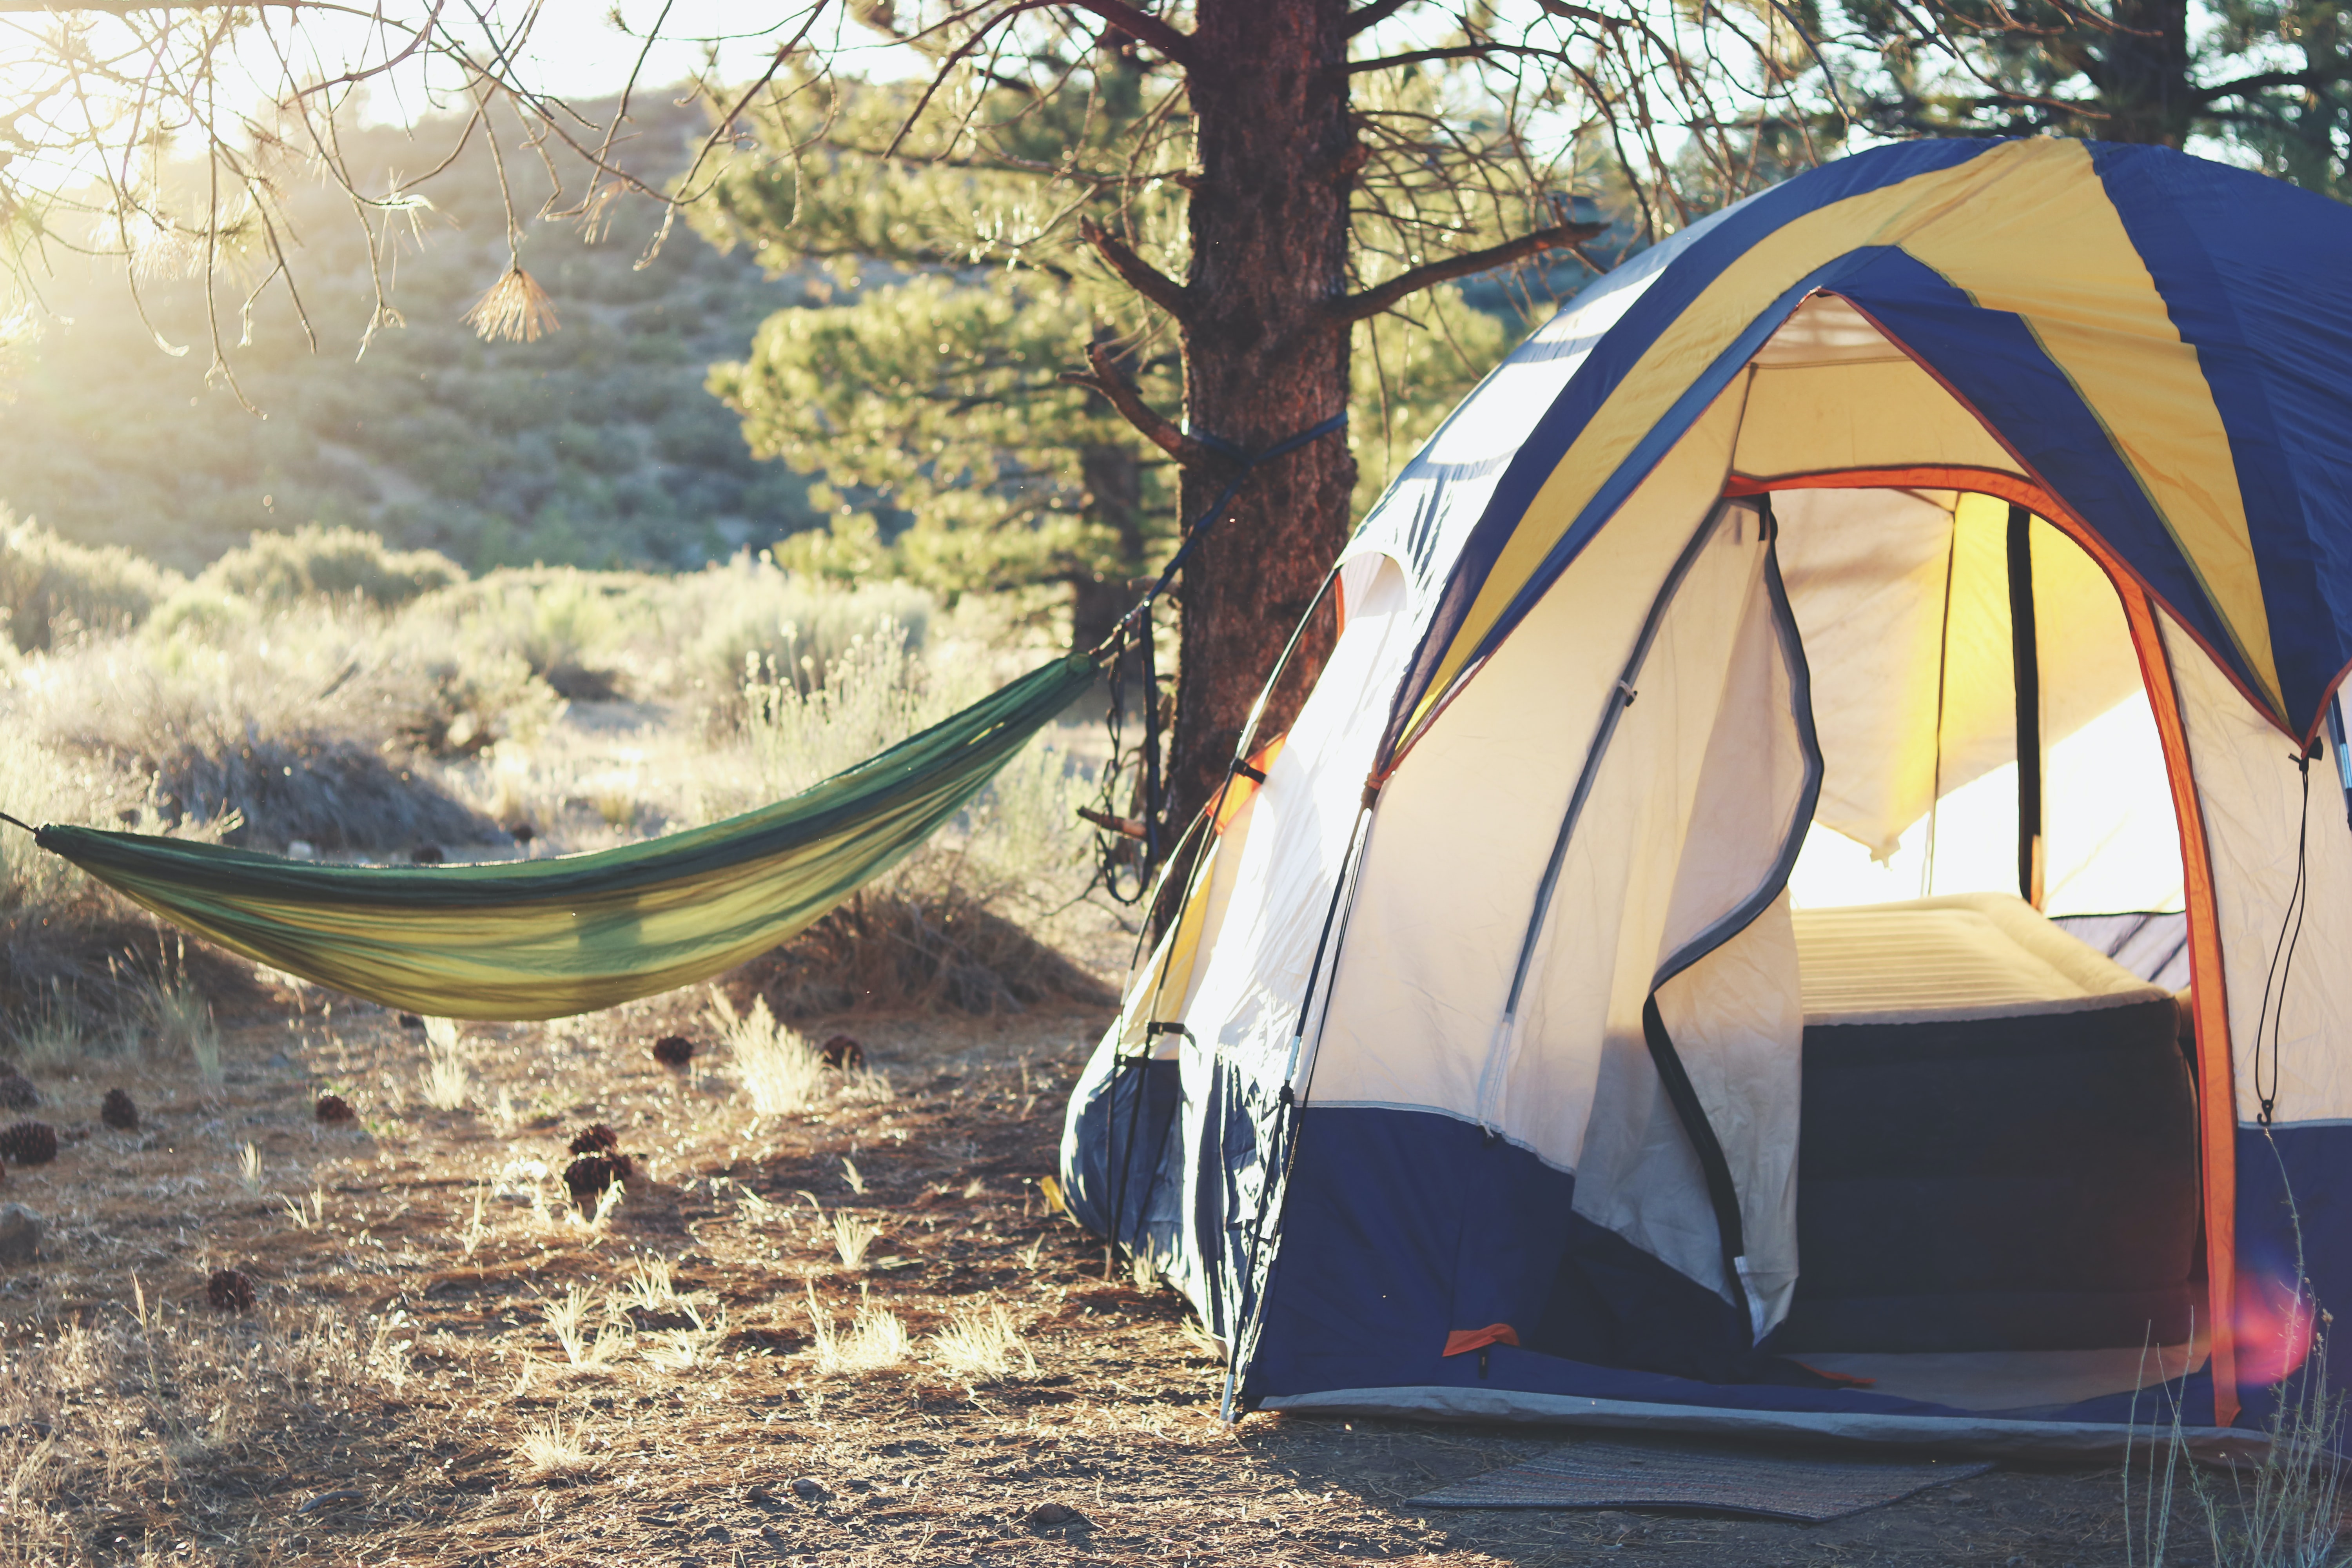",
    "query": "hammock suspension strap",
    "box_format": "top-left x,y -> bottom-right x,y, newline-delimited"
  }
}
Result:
1090,410 -> 1347,903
